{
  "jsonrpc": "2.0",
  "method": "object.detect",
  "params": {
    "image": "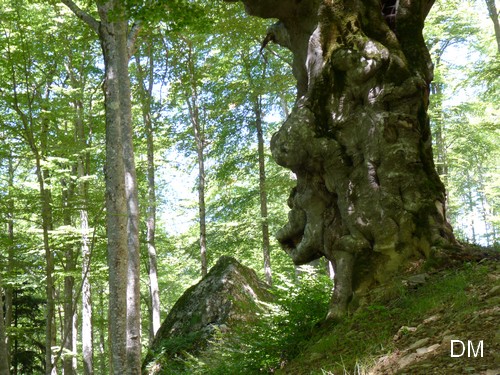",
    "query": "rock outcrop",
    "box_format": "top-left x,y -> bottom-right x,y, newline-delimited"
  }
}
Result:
143,256 -> 273,374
